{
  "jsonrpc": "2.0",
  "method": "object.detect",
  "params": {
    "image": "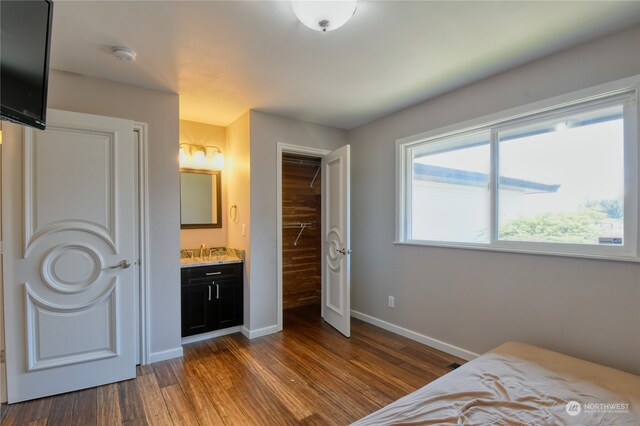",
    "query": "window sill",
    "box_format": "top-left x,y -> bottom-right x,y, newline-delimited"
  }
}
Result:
393,240 -> 640,263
